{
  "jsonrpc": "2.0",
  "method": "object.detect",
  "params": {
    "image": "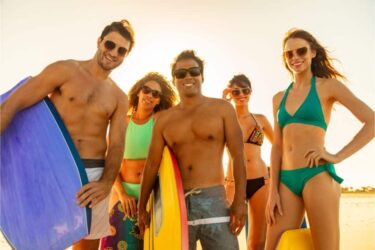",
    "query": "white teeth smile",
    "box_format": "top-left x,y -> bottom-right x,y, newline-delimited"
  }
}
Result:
105,55 -> 115,62
142,99 -> 151,104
